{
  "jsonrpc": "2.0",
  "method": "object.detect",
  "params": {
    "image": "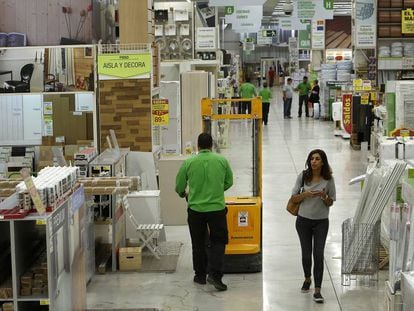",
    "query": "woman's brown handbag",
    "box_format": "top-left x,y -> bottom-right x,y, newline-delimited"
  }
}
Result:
286,171 -> 305,216
286,197 -> 300,216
